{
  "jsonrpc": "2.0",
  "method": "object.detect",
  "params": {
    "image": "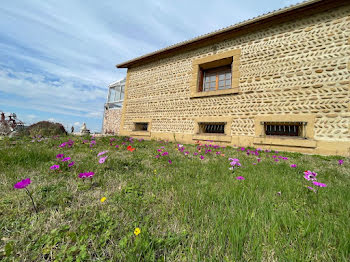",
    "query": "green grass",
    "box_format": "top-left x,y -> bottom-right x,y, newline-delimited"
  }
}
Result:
0,135 -> 349,261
